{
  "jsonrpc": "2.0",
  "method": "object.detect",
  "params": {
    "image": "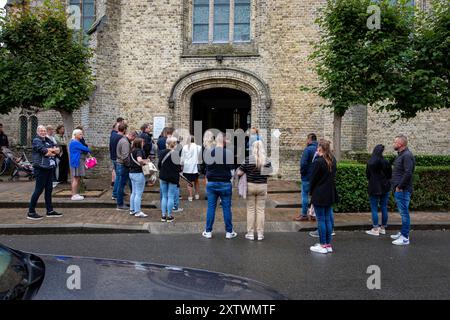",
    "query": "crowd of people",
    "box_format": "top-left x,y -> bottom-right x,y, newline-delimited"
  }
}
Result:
18,118 -> 415,252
